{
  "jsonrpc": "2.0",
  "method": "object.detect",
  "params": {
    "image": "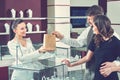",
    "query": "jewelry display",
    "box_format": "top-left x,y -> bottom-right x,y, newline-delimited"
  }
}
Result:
11,9 -> 16,18
19,10 -> 24,18
26,9 -> 33,18
26,22 -> 33,32
35,24 -> 40,32
4,23 -> 10,33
